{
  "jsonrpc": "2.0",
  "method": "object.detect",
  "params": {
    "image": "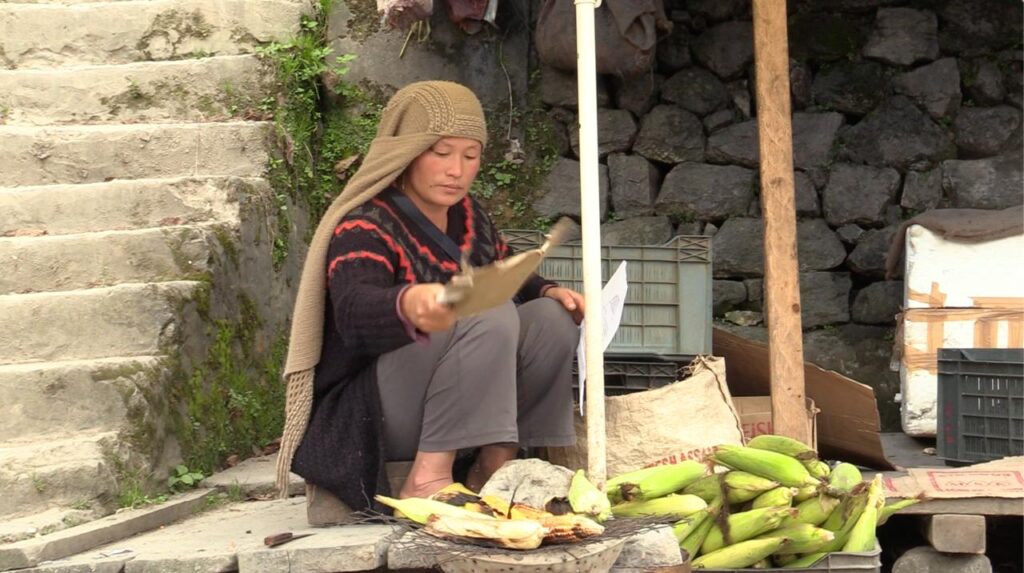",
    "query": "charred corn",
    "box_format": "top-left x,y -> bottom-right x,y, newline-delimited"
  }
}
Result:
508,502 -> 553,520
611,493 -> 707,519
877,495 -> 924,526
827,462 -> 863,495
684,471 -> 780,504
751,486 -> 797,509
479,494 -> 511,517
700,506 -> 797,554
424,513 -> 544,550
568,470 -> 613,522
606,460 -> 706,503
786,552 -> 827,568
671,508 -> 709,542
804,459 -> 831,479
747,434 -> 818,461
375,495 -> 495,525
711,445 -> 821,488
782,494 -> 842,527
761,523 -> 836,554
692,537 -> 789,569
538,513 -> 605,544
680,512 -> 715,558
842,474 -> 882,552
